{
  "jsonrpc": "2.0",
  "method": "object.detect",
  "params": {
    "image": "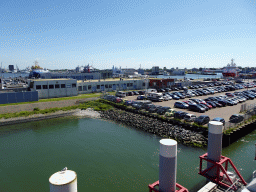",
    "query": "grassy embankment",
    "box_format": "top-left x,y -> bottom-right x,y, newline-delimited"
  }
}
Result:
0,100 -> 113,119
